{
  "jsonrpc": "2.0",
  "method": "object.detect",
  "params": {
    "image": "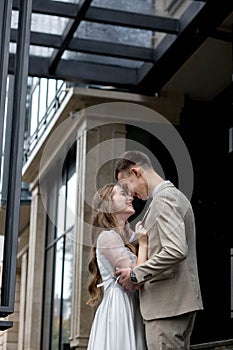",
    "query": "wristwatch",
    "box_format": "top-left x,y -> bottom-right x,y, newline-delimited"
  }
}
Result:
130,269 -> 138,284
